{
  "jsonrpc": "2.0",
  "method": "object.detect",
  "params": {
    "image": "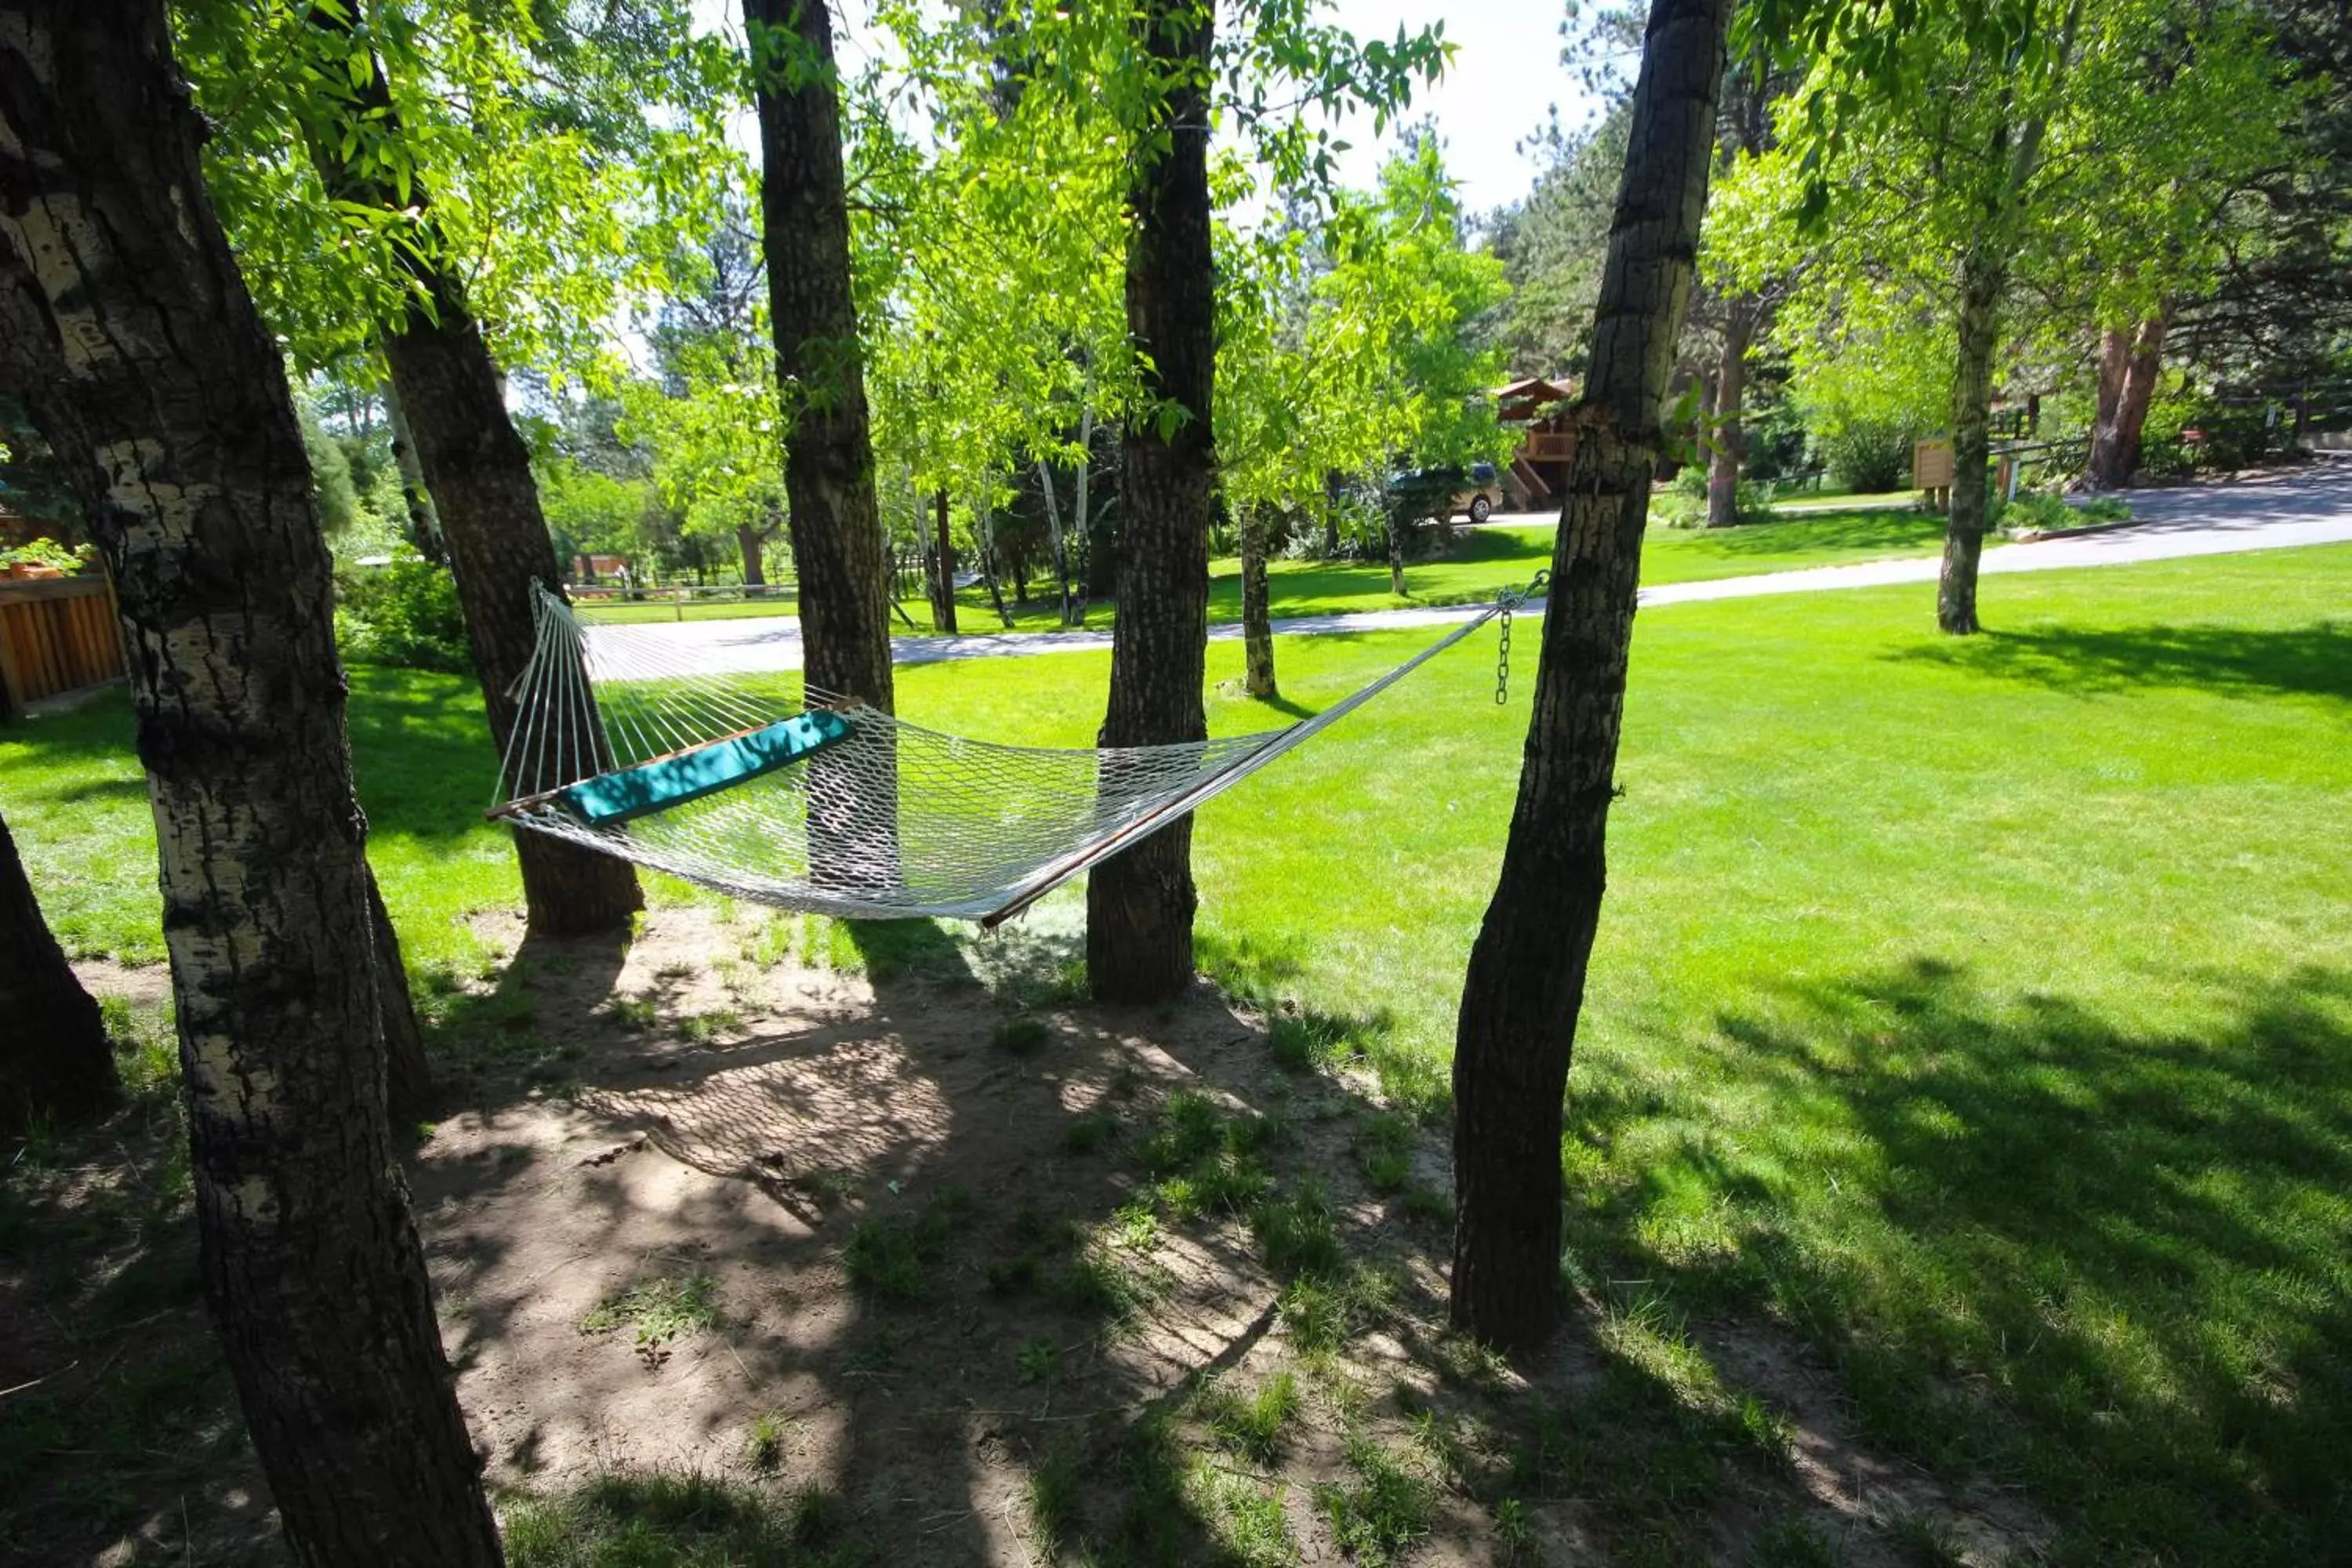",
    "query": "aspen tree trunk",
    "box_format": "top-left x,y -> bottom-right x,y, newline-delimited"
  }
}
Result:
303,13 -> 643,935
0,5 -> 503,1558
737,521 -> 768,589
1704,297 -> 1755,528
1089,0 -> 1217,1004
1940,244 -> 2004,634
1450,0 -> 1733,1352
1039,457 -> 1076,626
1241,505 -> 1277,700
0,806 -> 116,1131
